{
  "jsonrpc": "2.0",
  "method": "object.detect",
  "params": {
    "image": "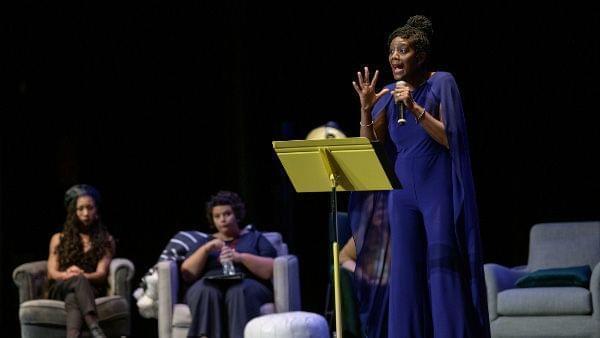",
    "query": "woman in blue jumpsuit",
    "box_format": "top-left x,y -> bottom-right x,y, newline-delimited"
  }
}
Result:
349,16 -> 490,338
